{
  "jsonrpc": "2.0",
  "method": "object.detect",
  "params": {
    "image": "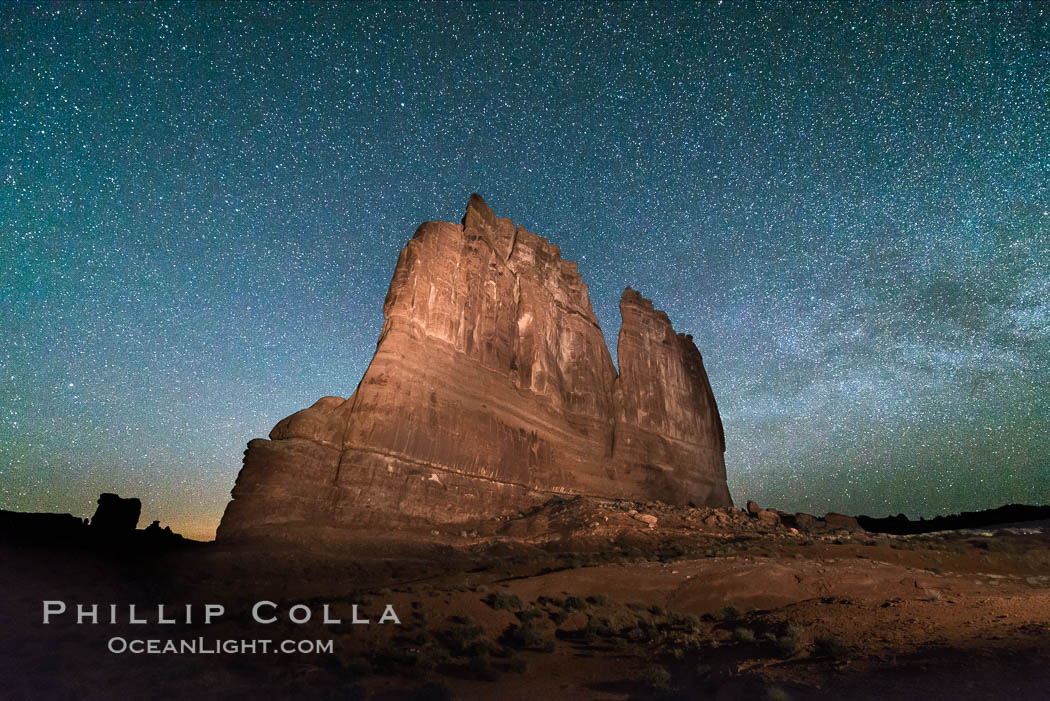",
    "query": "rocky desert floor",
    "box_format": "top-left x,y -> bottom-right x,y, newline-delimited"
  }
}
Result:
3,497 -> 1050,700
